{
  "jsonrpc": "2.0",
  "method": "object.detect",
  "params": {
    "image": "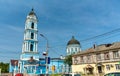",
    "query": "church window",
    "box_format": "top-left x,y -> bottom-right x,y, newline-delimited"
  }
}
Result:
31,22 -> 34,29
75,48 -> 77,51
31,33 -> 34,39
30,44 -> 33,51
71,48 -> 73,51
